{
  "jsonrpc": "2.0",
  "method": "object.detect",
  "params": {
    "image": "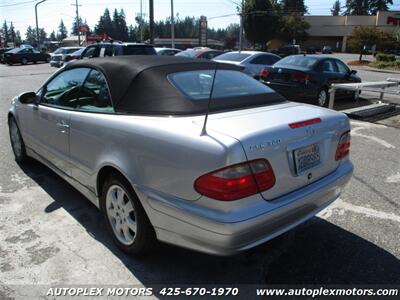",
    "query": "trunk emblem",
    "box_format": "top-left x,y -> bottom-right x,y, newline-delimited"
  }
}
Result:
249,139 -> 281,151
